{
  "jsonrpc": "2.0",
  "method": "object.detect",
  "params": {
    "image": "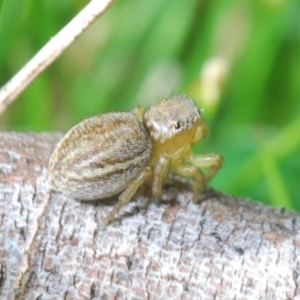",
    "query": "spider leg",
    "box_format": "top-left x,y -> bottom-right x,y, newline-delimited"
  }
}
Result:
171,151 -> 223,202
104,167 -> 151,225
152,154 -> 170,204
173,162 -> 205,202
186,153 -> 223,183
